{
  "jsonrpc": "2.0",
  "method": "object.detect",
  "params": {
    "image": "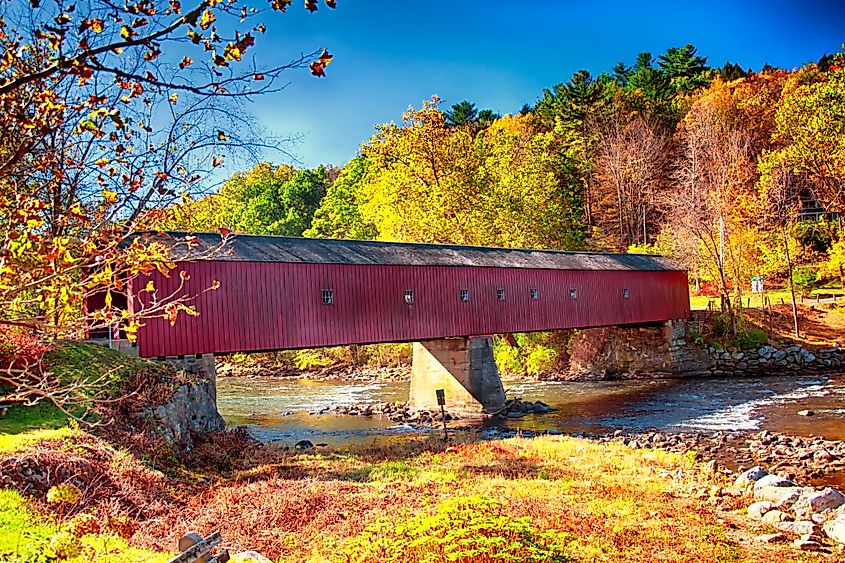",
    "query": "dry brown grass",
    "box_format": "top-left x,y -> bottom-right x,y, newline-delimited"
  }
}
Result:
745,303 -> 845,348
2,429 -> 837,562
